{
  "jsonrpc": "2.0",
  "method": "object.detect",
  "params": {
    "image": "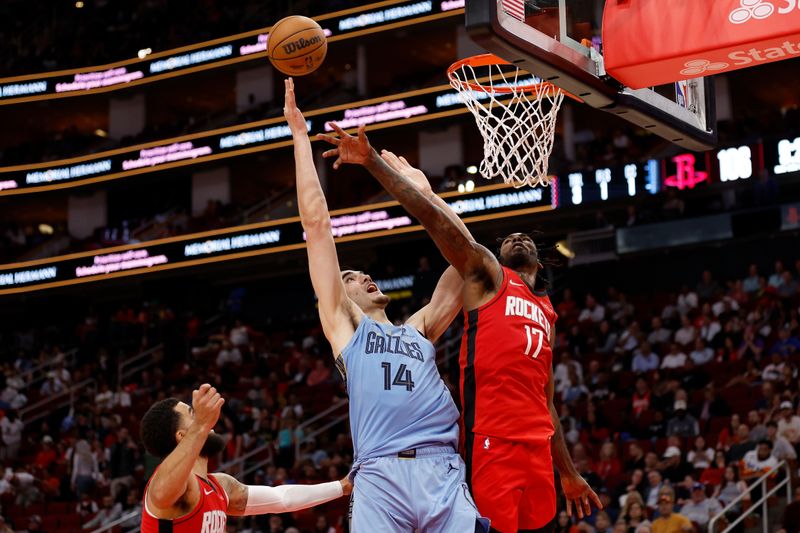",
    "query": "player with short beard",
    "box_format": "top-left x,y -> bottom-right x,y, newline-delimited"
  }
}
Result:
139,384 -> 350,532
319,124 -> 602,533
